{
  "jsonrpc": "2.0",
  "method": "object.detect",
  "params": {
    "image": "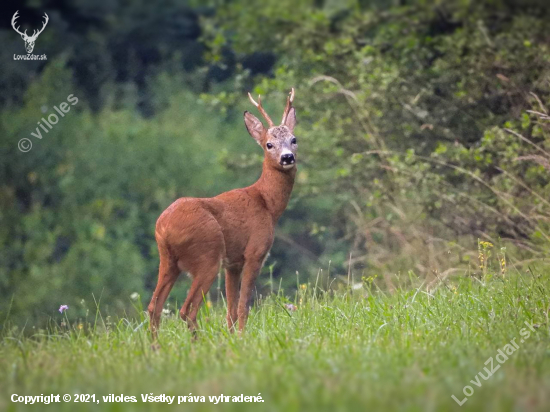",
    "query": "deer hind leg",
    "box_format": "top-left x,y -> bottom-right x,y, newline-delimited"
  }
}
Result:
225,265 -> 242,332
148,247 -> 180,341
178,224 -> 225,333
179,261 -> 221,333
